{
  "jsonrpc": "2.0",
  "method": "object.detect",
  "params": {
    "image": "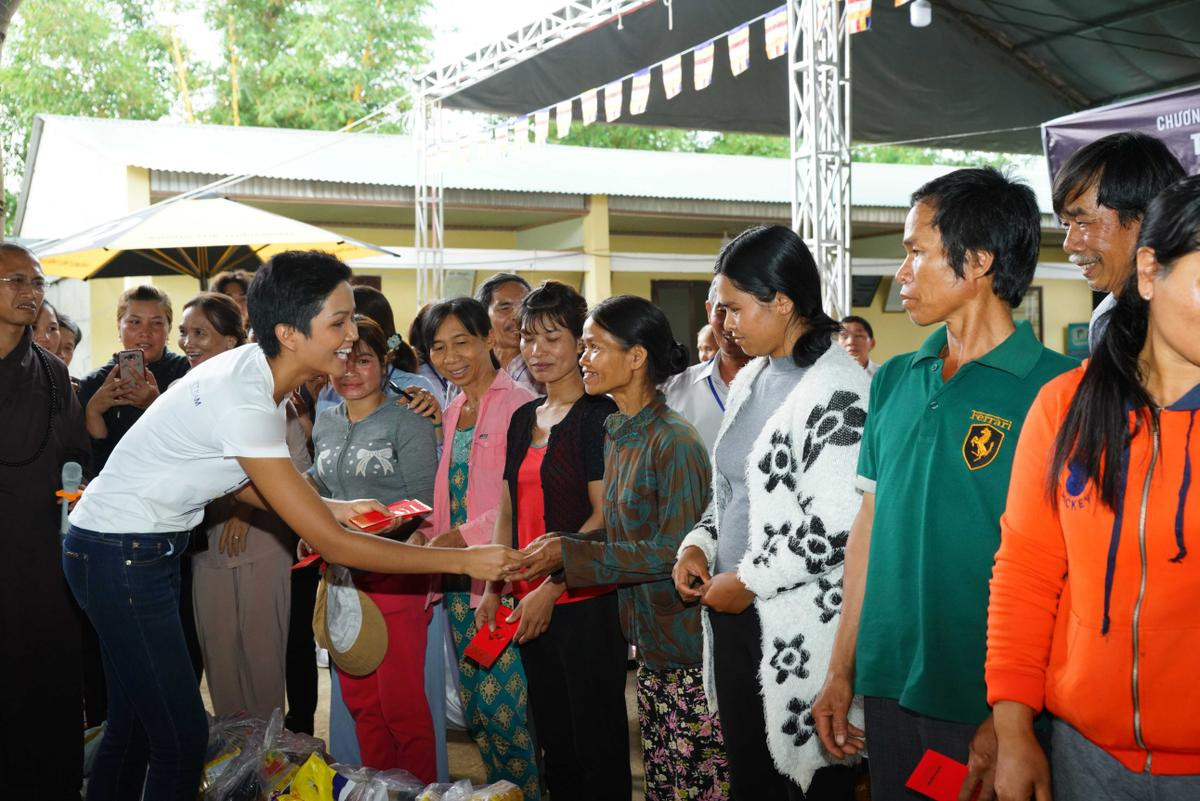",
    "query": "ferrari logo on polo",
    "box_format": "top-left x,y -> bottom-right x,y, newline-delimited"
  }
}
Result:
962,409 -> 1013,471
